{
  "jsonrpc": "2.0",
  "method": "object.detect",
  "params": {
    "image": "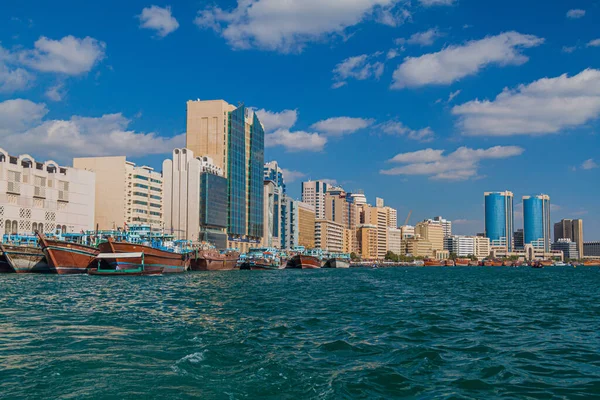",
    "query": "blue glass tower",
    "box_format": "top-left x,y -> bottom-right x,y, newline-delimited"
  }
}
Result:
484,191 -> 514,251
523,194 -> 551,251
